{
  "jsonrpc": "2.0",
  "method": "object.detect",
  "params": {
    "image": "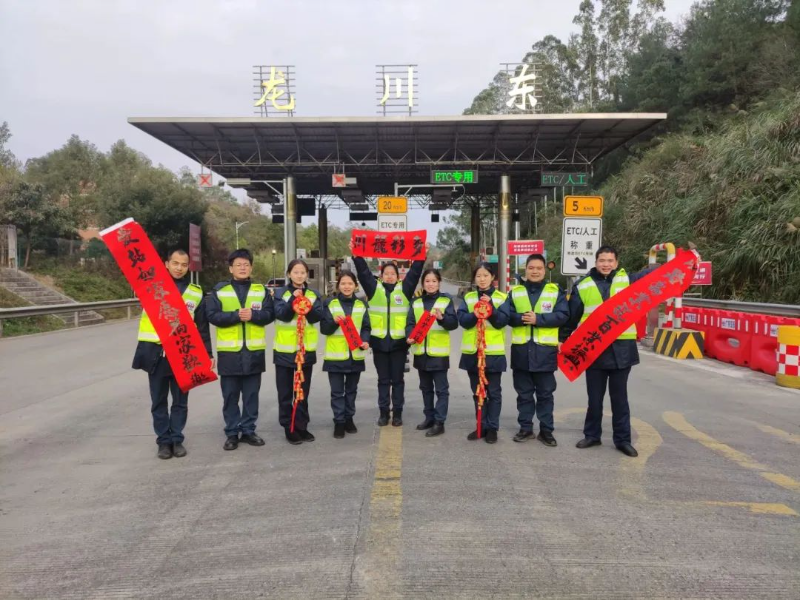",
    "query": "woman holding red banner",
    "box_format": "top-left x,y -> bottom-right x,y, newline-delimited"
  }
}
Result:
405,268 -> 458,437
351,242 -> 427,427
273,259 -> 324,445
320,272 -> 371,439
457,262 -> 510,444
